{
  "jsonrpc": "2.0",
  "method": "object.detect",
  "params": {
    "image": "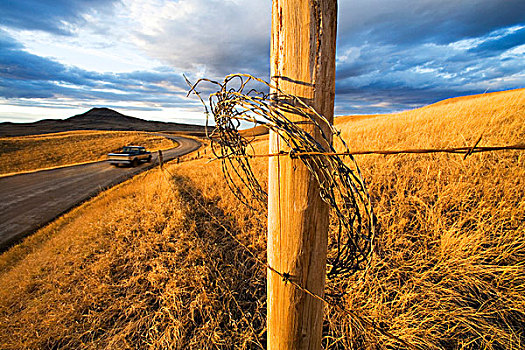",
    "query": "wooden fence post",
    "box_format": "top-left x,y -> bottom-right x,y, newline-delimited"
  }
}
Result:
158,150 -> 164,169
267,0 -> 337,349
